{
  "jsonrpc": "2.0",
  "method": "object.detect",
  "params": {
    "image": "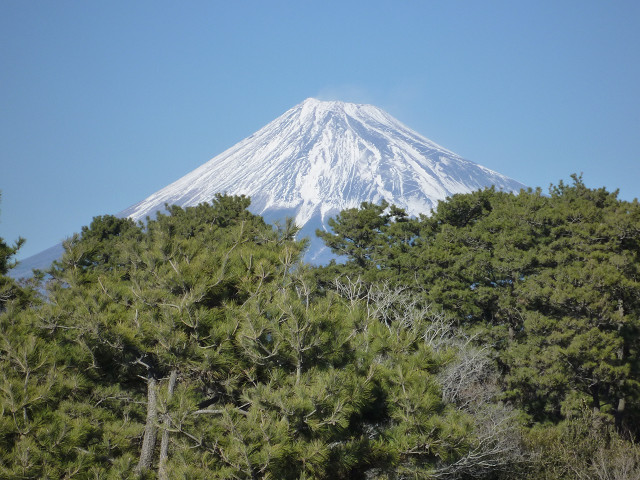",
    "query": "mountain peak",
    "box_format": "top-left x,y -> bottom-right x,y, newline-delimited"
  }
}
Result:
120,98 -> 526,225
117,99 -> 525,262
298,97 -> 388,122
300,97 -> 356,108
13,99 -> 526,275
